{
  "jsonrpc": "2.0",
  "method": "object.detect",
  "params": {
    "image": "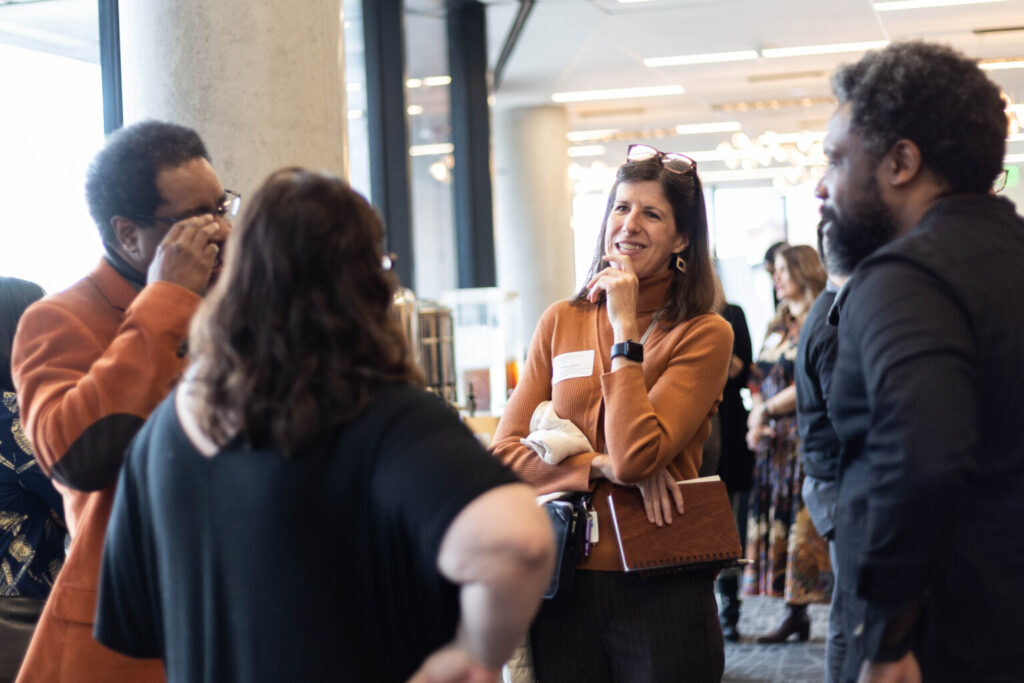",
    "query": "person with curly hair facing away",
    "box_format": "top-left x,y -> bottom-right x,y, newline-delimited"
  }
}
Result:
94,168 -> 554,683
819,42 -> 1023,682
